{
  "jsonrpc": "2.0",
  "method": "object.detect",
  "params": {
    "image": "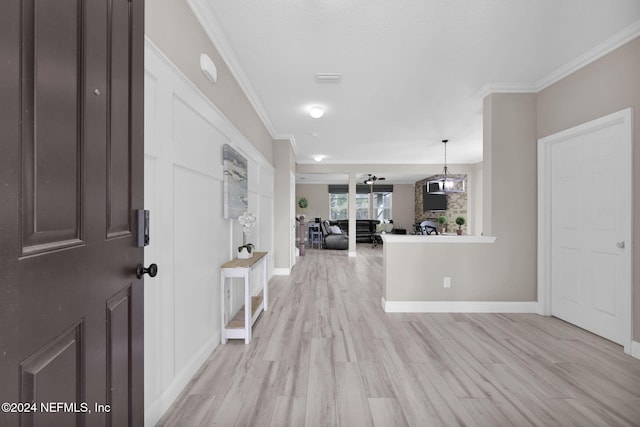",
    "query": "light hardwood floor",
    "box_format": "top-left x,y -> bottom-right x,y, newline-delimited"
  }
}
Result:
157,244 -> 640,426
